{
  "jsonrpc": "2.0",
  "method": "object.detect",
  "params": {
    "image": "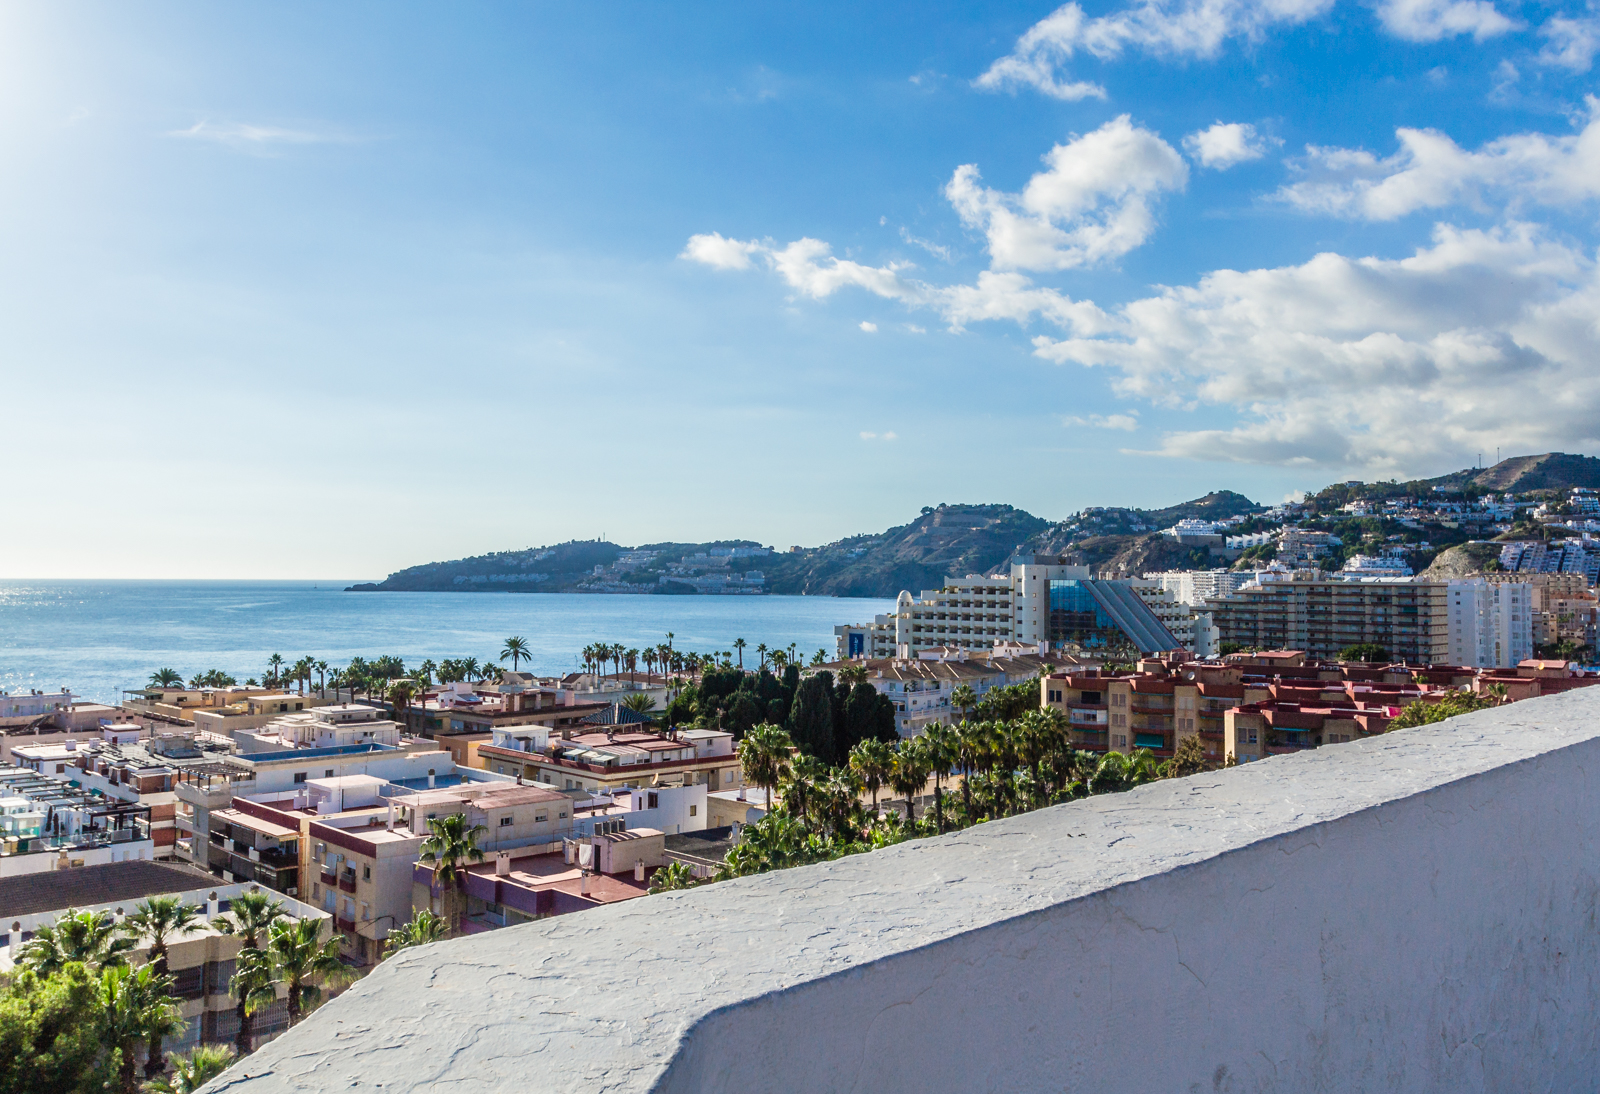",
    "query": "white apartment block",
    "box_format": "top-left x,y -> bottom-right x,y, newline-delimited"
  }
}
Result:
836,559 -> 1093,659
1447,579 -> 1533,669
1152,569 -> 1252,607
